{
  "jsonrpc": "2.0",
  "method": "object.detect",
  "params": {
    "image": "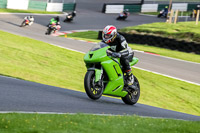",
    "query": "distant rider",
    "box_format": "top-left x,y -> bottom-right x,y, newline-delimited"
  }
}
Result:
48,16 -> 60,26
24,15 -> 34,25
71,11 -> 76,17
102,25 -> 136,89
122,9 -> 129,17
193,5 -> 200,18
163,6 -> 168,17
